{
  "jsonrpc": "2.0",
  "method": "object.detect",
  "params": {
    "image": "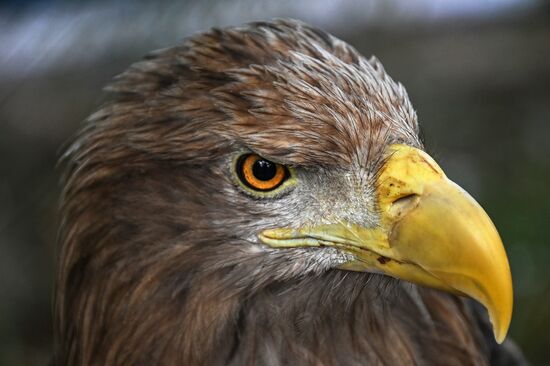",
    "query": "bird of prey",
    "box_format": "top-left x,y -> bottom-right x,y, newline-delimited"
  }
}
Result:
54,19 -> 525,365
